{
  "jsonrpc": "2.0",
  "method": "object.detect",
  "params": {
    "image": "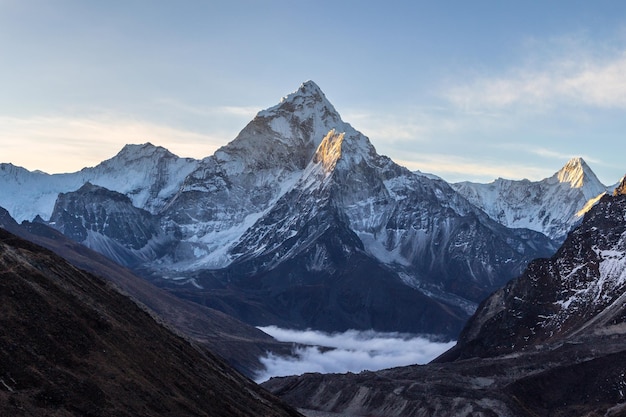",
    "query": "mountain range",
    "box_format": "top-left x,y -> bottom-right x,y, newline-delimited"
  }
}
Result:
2,80 -> 626,416
0,81 -> 619,340
0,206 -> 292,378
263,178 -> 626,417
452,156 -> 613,242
